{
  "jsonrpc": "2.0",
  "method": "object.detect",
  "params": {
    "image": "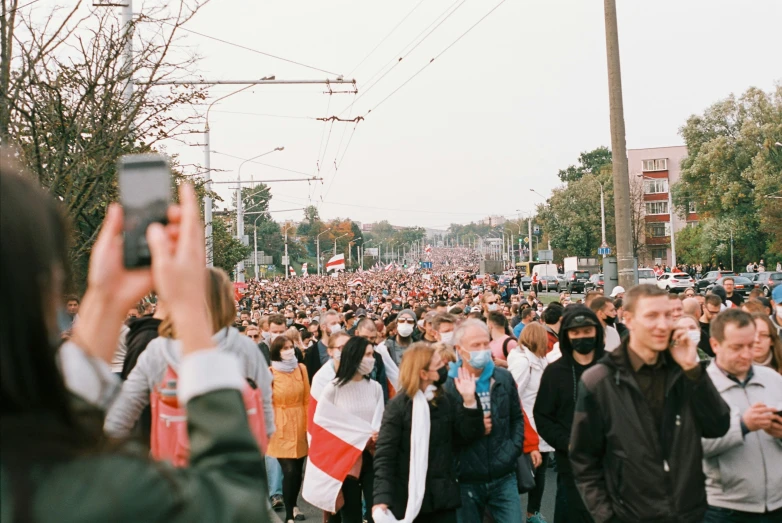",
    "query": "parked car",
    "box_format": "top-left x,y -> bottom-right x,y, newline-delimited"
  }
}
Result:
753,271 -> 782,297
637,268 -> 658,286
520,276 -> 532,291
705,276 -> 755,297
695,270 -> 735,291
585,273 -> 604,292
657,272 -> 695,293
558,270 -> 591,293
